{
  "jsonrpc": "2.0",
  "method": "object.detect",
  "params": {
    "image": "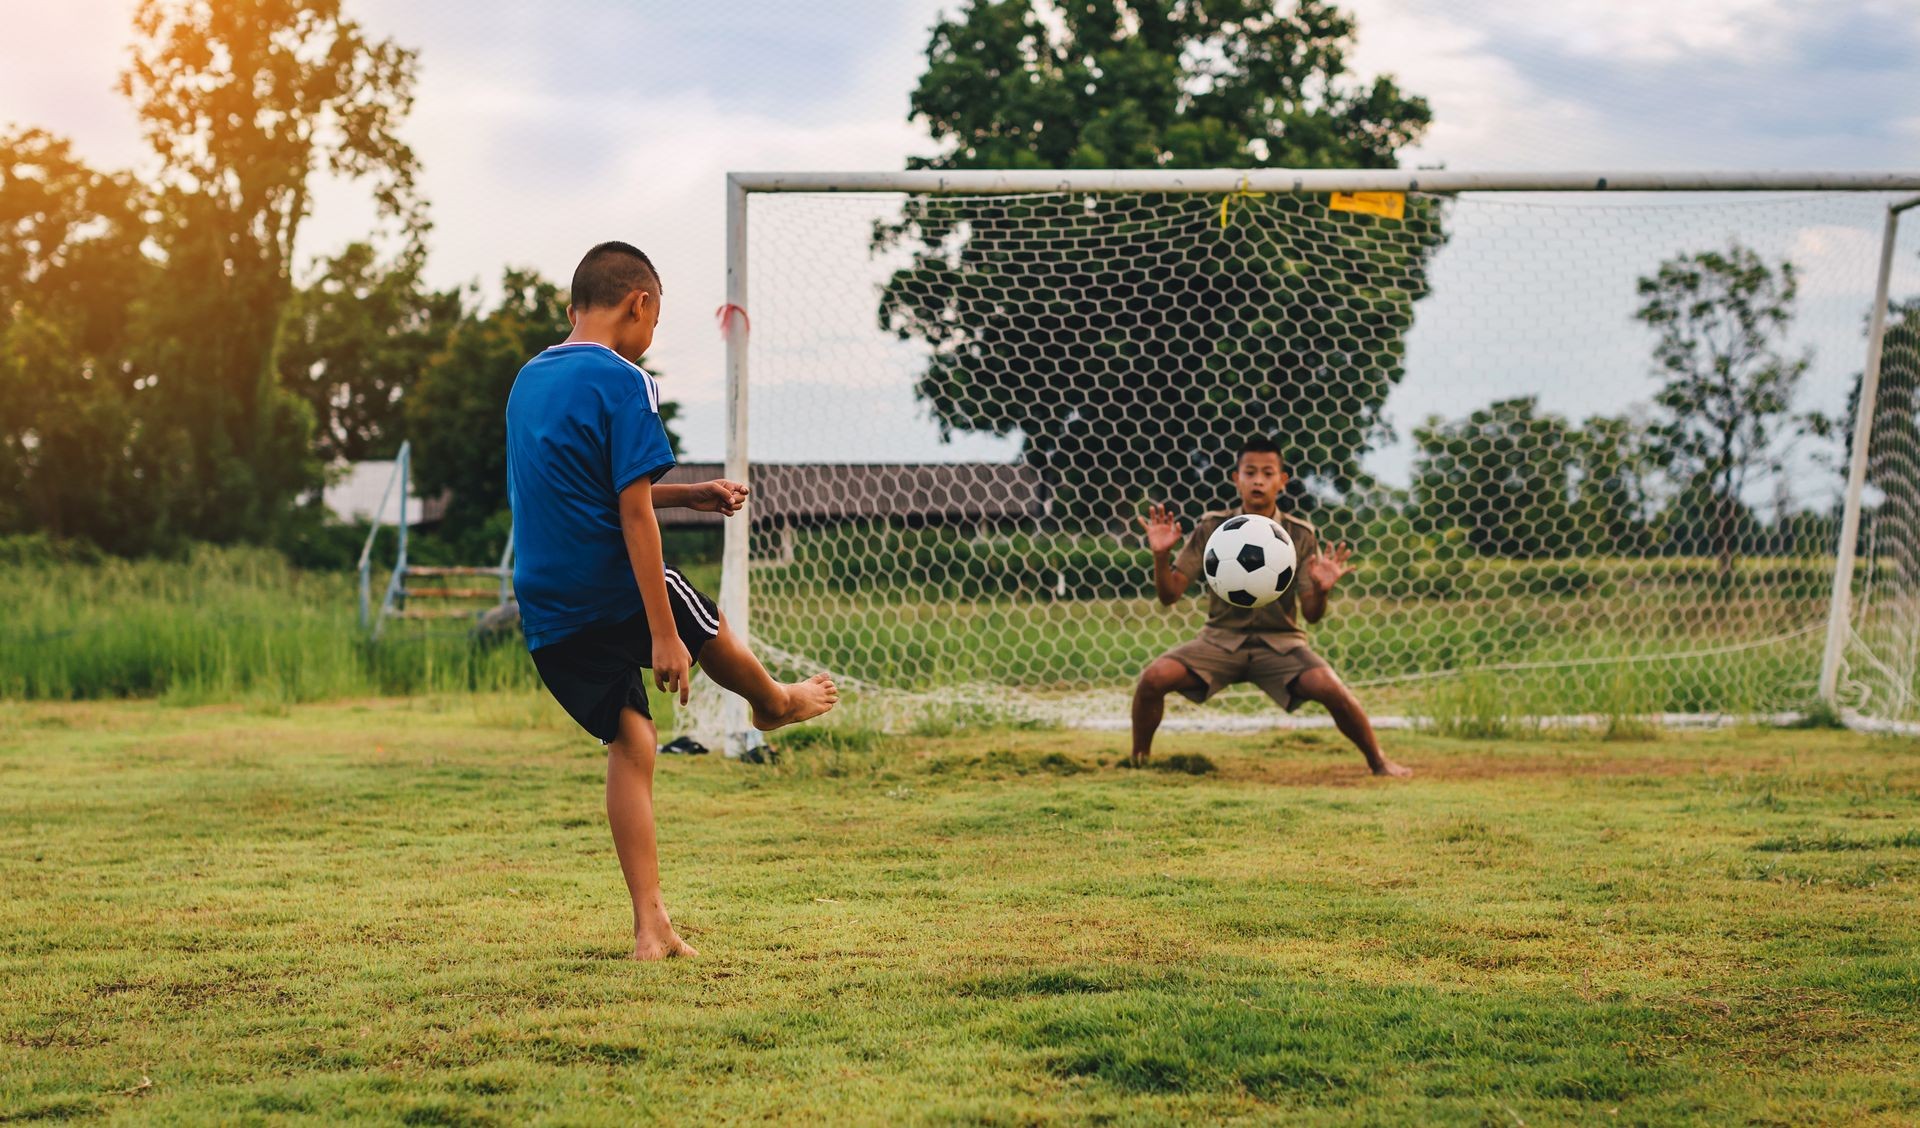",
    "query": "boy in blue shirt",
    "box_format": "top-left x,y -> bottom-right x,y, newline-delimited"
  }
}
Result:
508,241 -> 838,960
